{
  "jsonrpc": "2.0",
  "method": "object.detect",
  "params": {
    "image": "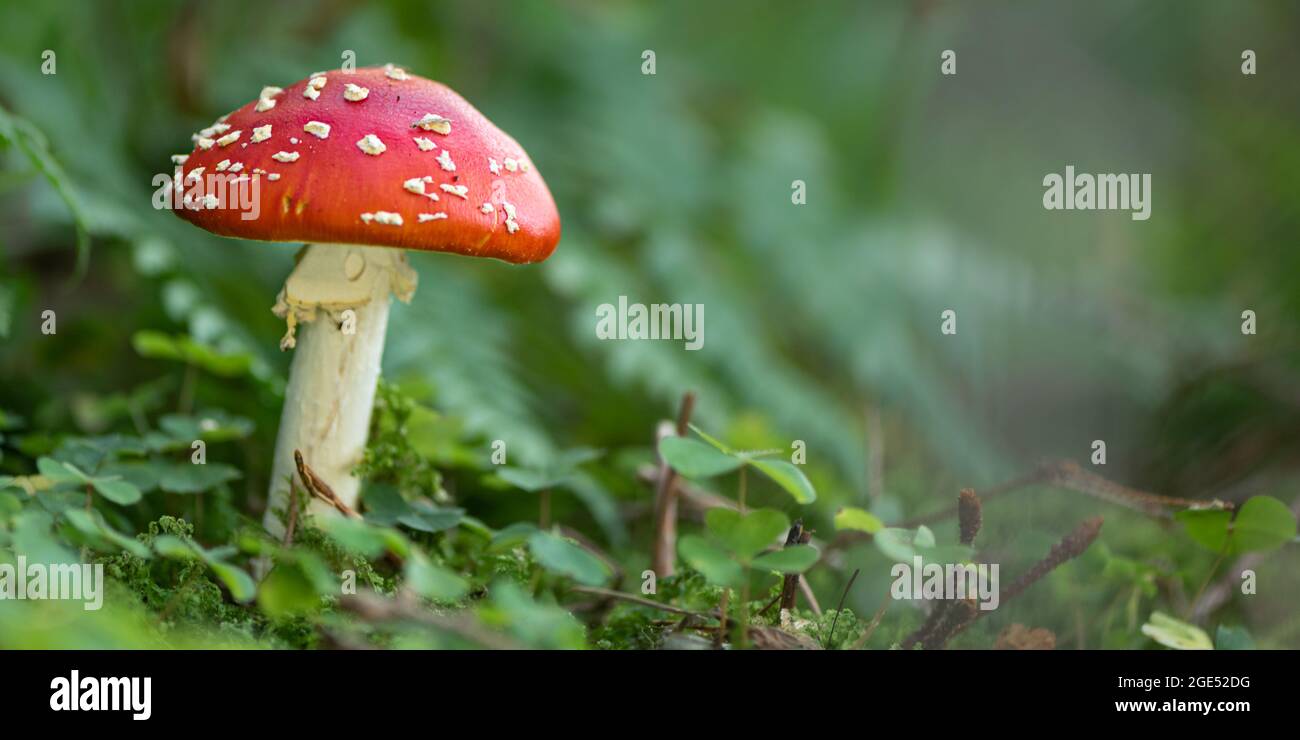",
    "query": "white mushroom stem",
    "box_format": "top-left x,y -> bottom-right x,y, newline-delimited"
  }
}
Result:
263,243 -> 417,540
